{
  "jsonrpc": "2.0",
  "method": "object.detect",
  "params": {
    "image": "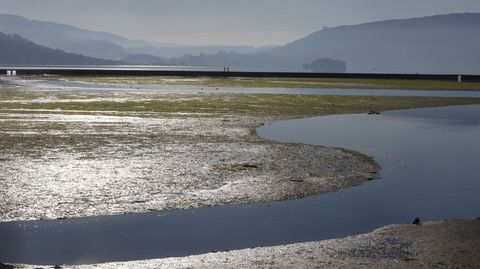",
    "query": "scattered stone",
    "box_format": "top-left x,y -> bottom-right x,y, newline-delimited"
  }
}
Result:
368,111 -> 381,115
290,179 -> 305,183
